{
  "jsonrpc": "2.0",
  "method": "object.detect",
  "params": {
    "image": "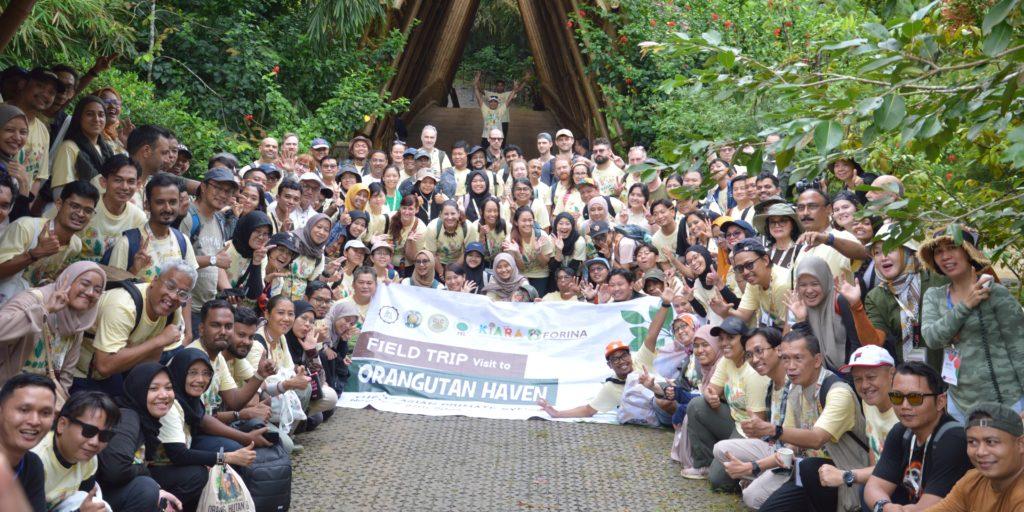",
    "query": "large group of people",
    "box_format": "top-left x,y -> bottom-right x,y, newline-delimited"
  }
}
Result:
0,61 -> 1021,512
